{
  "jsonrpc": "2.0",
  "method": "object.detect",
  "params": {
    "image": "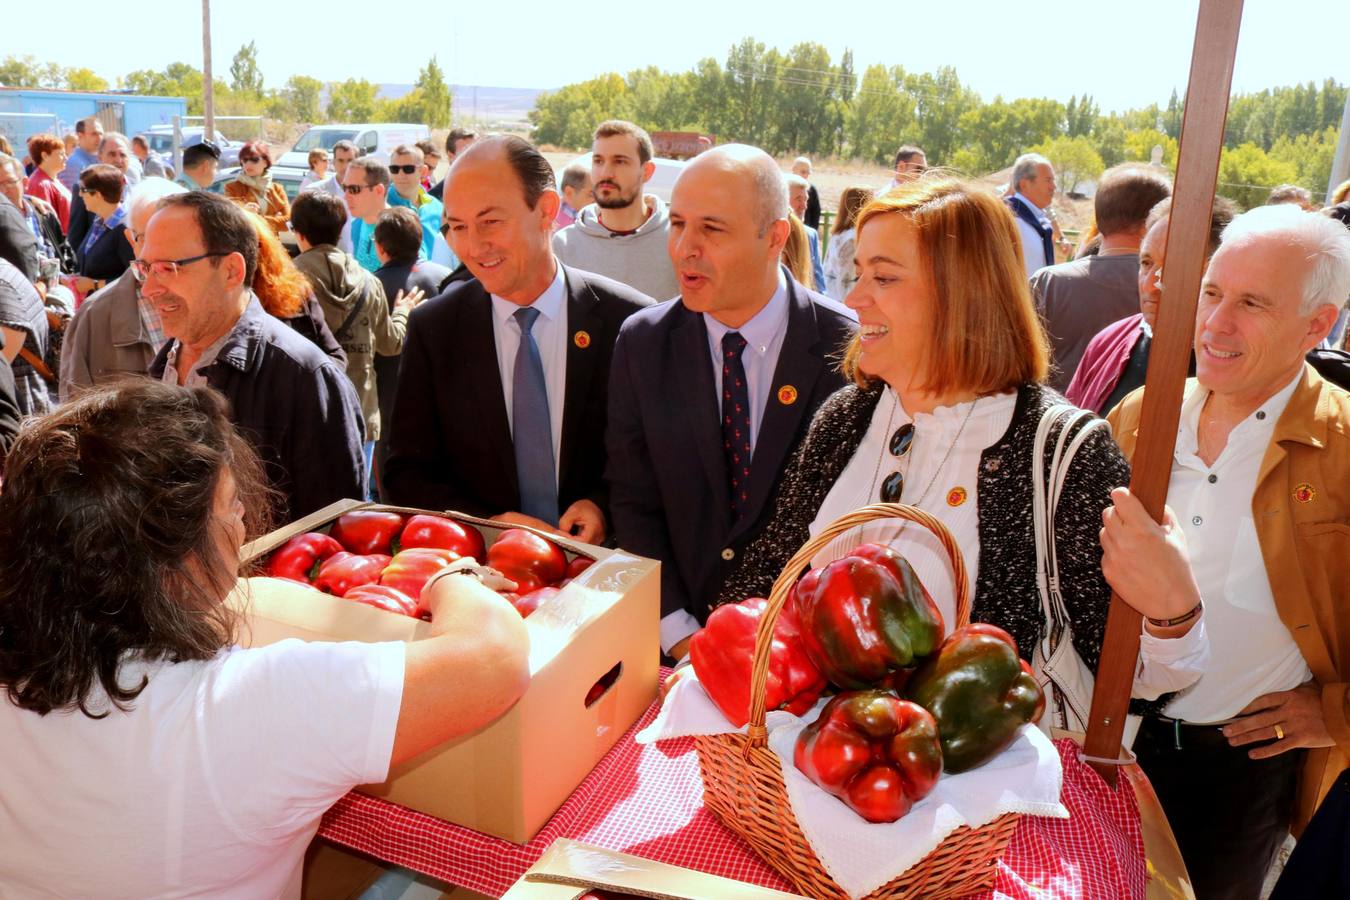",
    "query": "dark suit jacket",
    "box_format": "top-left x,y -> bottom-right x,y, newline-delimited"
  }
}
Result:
65,193 -> 93,258
606,275 -> 856,624
75,220 -> 134,282
382,264 -> 653,523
